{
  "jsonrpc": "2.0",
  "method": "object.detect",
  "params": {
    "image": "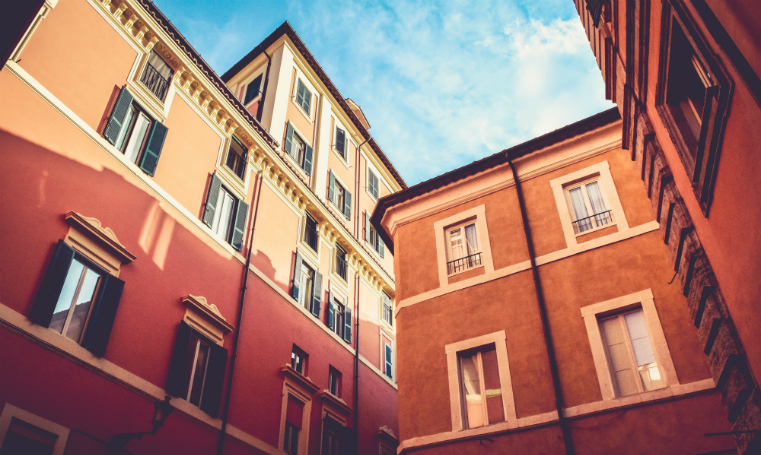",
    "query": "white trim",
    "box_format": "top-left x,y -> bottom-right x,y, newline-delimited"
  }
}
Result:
433,205 -> 494,288
0,403 -> 69,455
